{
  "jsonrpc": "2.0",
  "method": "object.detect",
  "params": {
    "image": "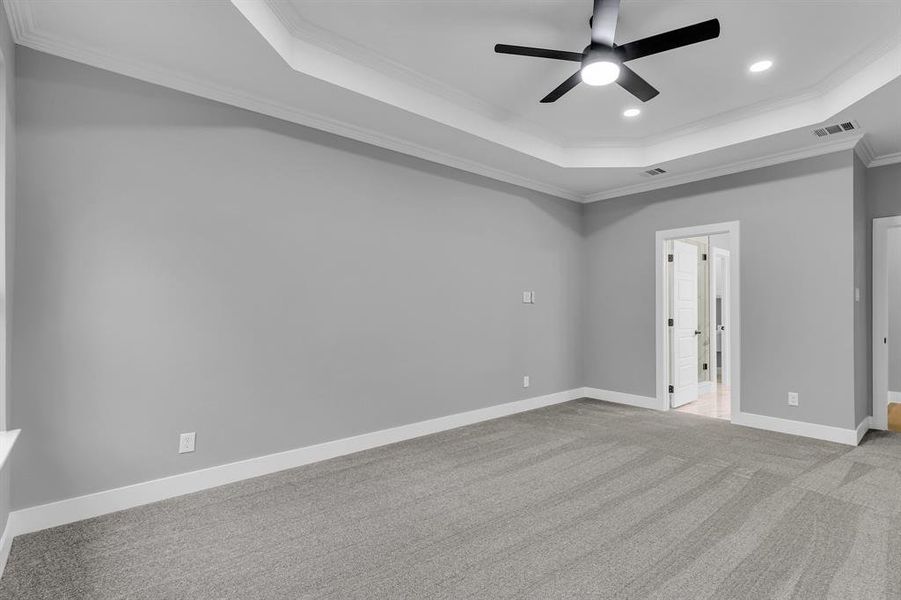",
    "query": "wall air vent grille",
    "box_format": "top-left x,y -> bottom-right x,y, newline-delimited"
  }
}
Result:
641,167 -> 667,177
812,120 -> 858,138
